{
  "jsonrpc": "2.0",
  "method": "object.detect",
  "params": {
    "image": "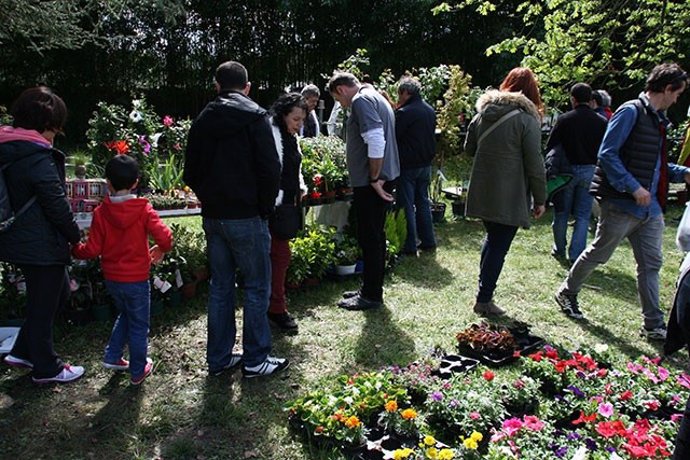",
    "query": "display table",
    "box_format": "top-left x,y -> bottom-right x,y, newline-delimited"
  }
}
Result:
75,207 -> 202,229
